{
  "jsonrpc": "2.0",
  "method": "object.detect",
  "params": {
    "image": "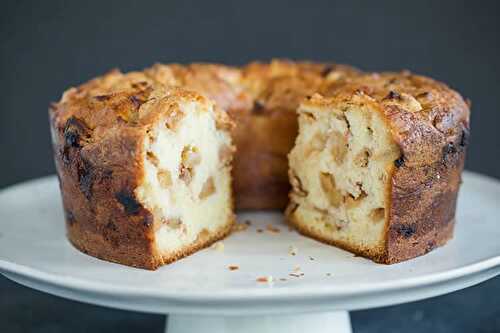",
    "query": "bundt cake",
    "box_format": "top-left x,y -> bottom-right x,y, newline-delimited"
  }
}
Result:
49,60 -> 469,269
